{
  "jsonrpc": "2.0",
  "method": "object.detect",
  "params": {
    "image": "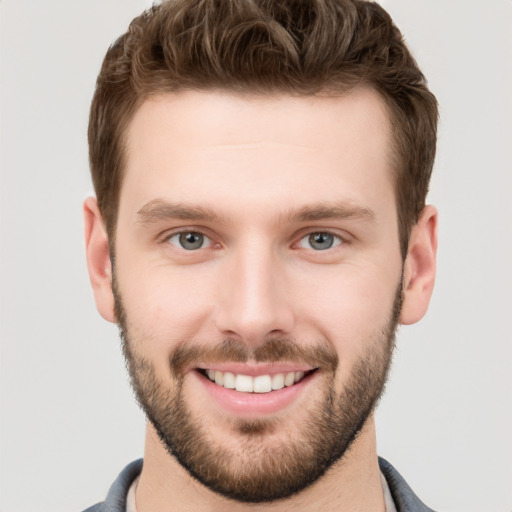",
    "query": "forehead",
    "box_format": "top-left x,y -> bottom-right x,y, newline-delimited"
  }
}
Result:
121,88 -> 394,223
126,88 -> 391,157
